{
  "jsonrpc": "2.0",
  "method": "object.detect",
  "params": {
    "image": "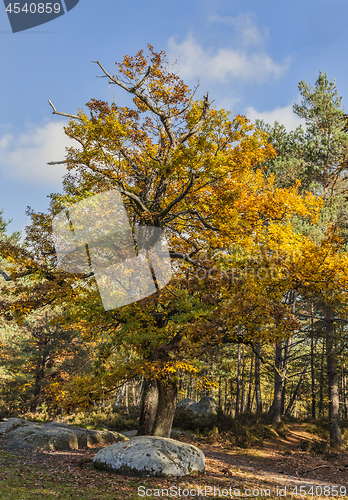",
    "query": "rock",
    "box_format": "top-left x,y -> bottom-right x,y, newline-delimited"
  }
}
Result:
176,398 -> 196,409
120,429 -> 196,440
87,429 -> 126,446
0,418 -> 30,435
186,396 -> 217,417
93,436 -> 205,477
0,418 -> 128,451
120,430 -> 137,438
